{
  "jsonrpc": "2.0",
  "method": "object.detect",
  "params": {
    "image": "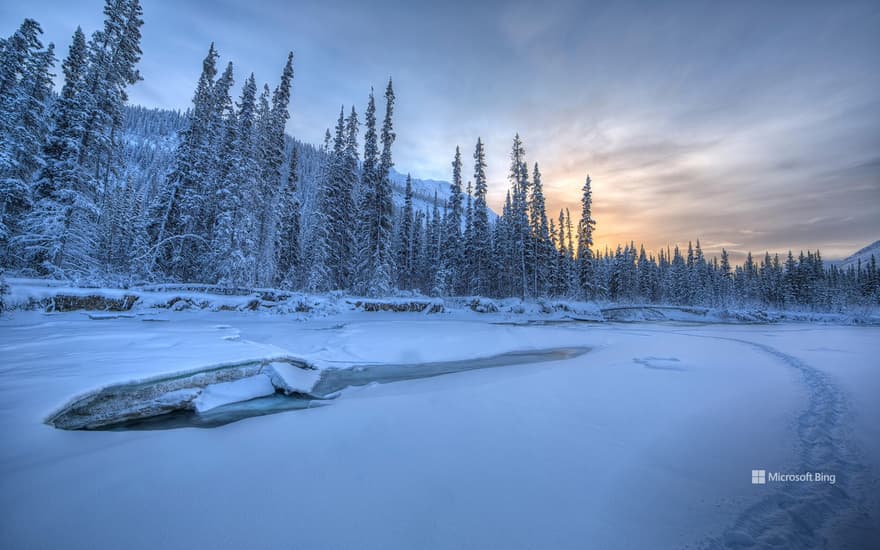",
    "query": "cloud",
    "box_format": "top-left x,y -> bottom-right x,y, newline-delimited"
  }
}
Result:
2,0 -> 877,260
